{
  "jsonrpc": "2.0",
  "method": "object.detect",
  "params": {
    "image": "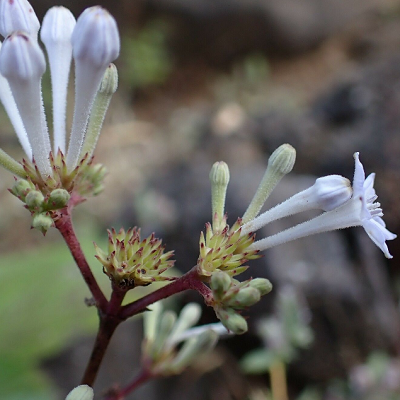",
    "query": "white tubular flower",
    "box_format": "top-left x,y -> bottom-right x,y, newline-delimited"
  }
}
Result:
0,41 -> 31,158
65,385 -> 94,400
242,174 -> 352,235
40,6 -> 76,154
0,31 -> 51,174
0,0 -> 40,39
67,6 -> 120,170
251,153 -> 396,258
